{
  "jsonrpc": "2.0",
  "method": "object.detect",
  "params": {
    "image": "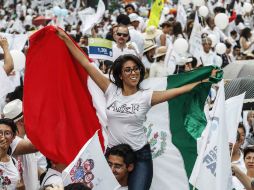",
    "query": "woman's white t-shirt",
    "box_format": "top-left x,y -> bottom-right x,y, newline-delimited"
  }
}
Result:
105,83 -> 153,151
0,158 -> 20,190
